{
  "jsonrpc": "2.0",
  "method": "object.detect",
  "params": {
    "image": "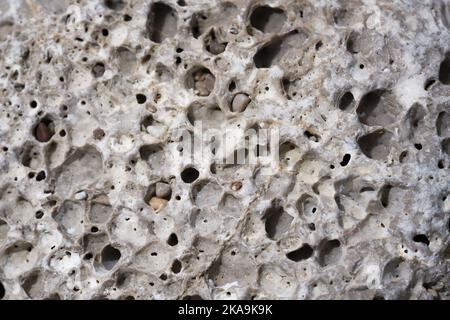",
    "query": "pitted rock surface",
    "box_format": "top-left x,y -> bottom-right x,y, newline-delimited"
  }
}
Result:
0,0 -> 449,300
